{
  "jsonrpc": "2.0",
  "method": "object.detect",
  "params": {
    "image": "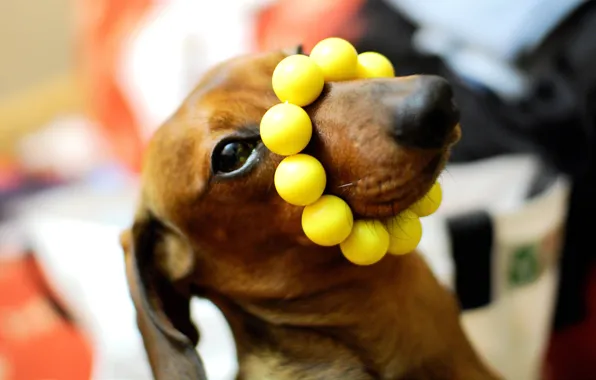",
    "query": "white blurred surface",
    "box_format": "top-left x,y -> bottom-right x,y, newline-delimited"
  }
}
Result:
19,180 -> 237,380
119,0 -> 274,141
